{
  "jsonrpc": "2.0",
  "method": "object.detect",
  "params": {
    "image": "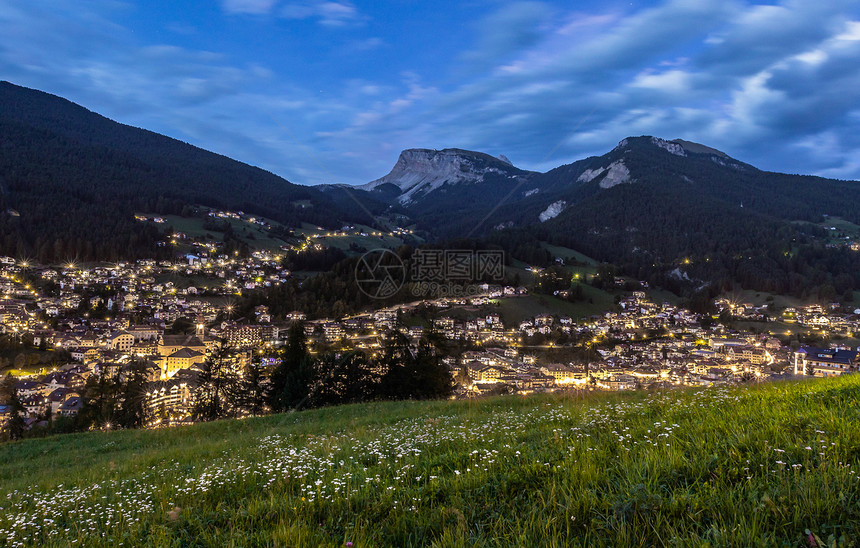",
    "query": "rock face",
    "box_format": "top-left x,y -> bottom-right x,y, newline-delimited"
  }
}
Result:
539,200 -> 566,222
577,166 -> 606,183
361,148 -> 519,204
598,161 -> 631,189
650,137 -> 687,156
